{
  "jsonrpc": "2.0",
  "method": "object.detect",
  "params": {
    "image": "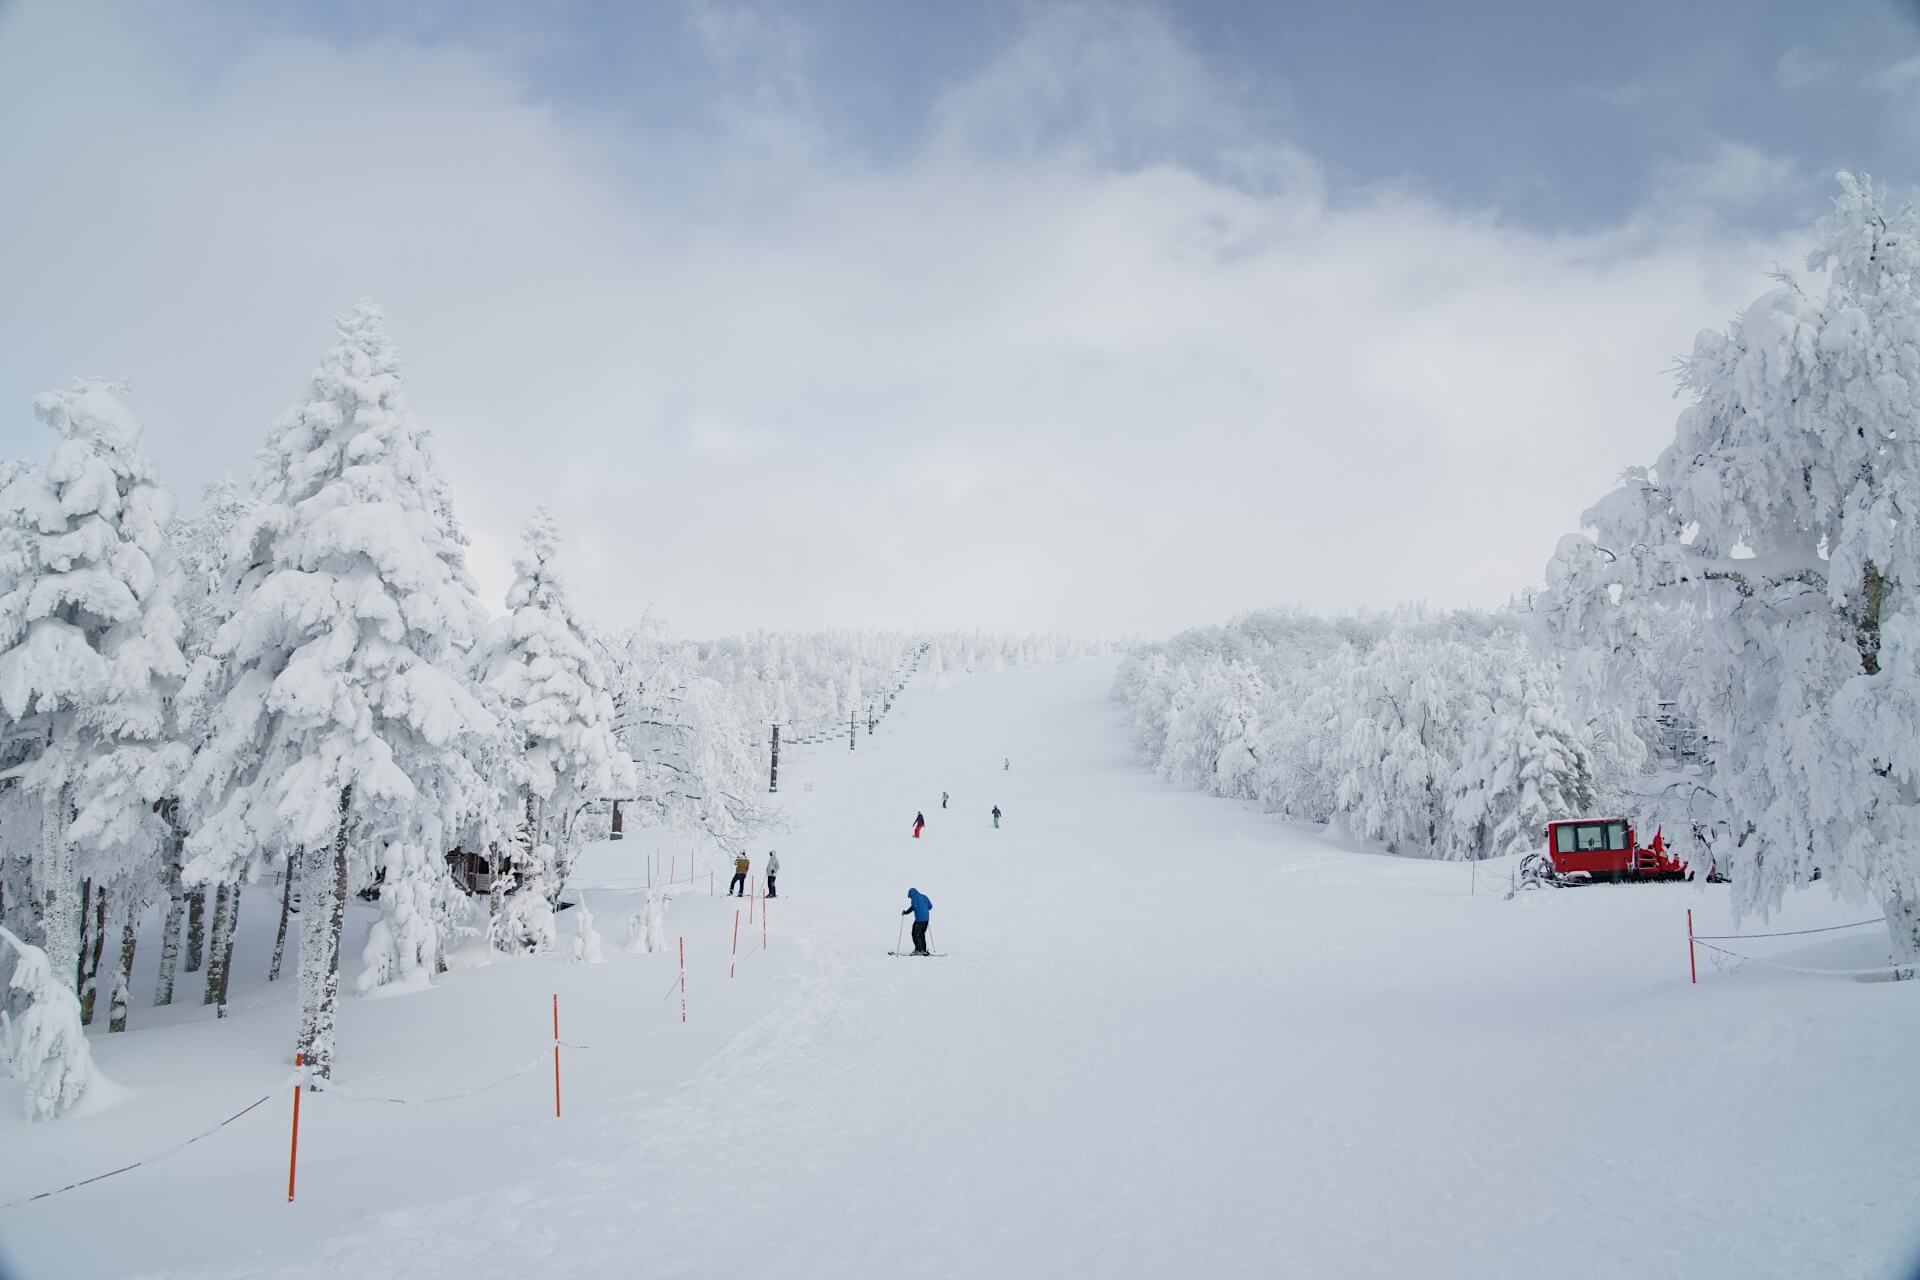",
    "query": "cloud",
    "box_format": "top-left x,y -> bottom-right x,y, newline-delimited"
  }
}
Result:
0,0 -> 1808,638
